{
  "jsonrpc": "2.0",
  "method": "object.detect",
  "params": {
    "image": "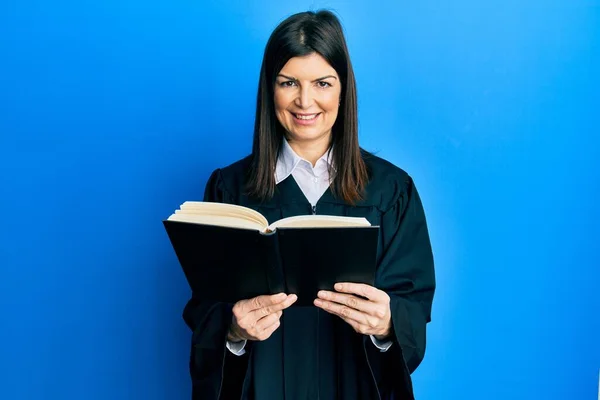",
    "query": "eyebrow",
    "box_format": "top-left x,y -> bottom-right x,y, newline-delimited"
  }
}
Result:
277,74 -> 338,82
